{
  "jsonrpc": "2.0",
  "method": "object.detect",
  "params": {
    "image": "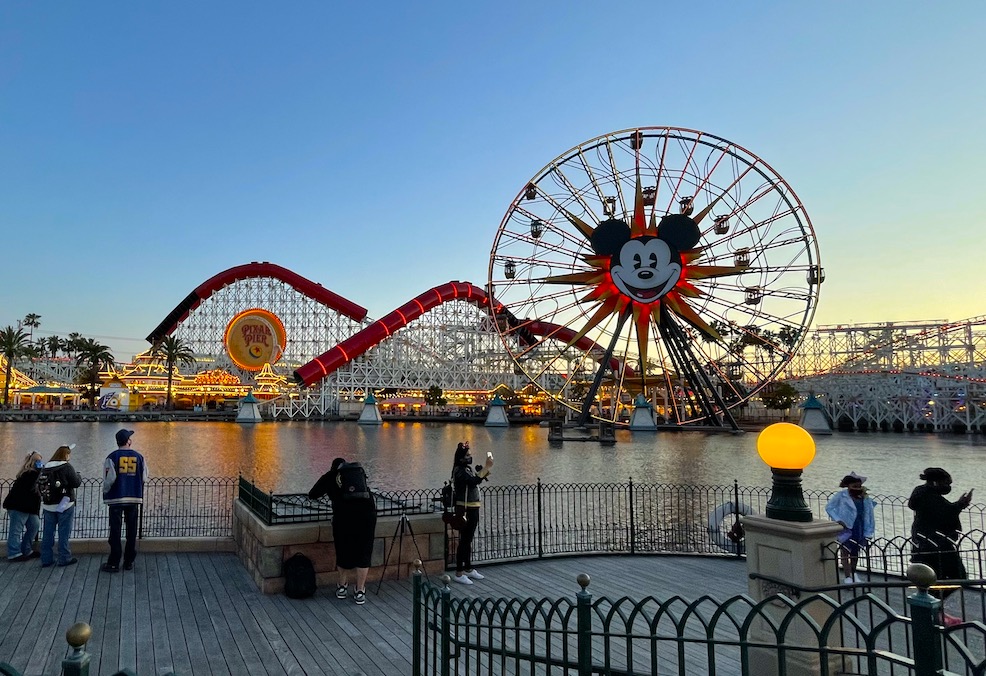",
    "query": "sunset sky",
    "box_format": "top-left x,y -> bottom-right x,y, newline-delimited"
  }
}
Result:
2,1 -> 984,359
